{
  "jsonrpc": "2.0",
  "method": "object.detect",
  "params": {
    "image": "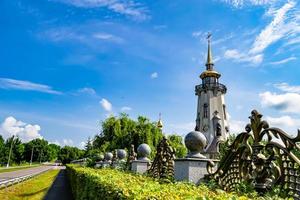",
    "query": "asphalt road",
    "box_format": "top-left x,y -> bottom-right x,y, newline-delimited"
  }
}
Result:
0,165 -> 54,183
